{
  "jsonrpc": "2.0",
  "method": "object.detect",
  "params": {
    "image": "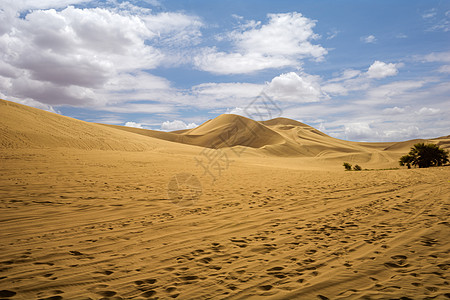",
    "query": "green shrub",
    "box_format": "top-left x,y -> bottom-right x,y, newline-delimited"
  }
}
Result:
343,162 -> 352,171
353,164 -> 362,171
399,143 -> 449,168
